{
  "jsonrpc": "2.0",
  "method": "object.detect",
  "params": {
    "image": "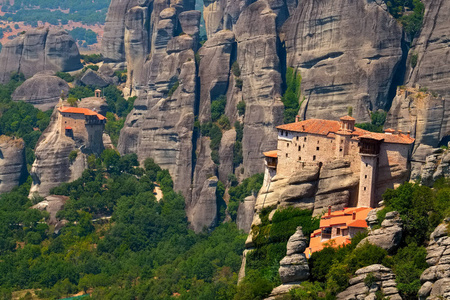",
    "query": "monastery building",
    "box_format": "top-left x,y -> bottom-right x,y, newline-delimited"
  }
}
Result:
263,116 -> 415,208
